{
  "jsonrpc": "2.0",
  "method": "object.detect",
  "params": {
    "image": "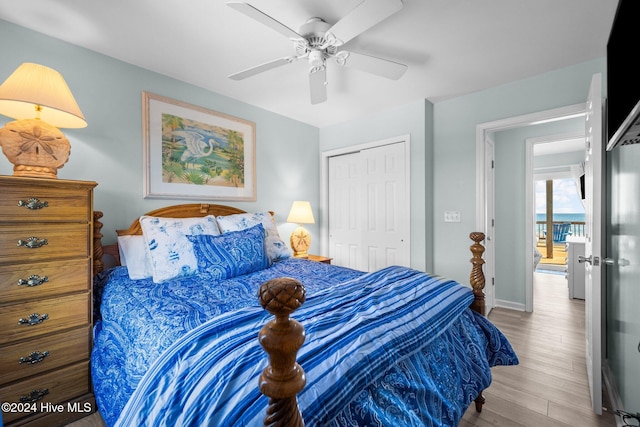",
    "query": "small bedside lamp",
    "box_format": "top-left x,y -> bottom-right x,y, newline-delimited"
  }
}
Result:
0,62 -> 87,178
287,201 -> 315,258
